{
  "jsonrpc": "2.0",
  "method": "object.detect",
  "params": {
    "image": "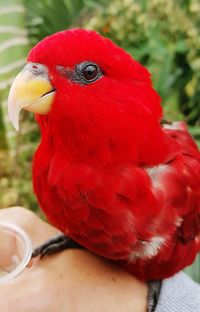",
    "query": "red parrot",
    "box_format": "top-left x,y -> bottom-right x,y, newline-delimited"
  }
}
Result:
8,29 -> 200,309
